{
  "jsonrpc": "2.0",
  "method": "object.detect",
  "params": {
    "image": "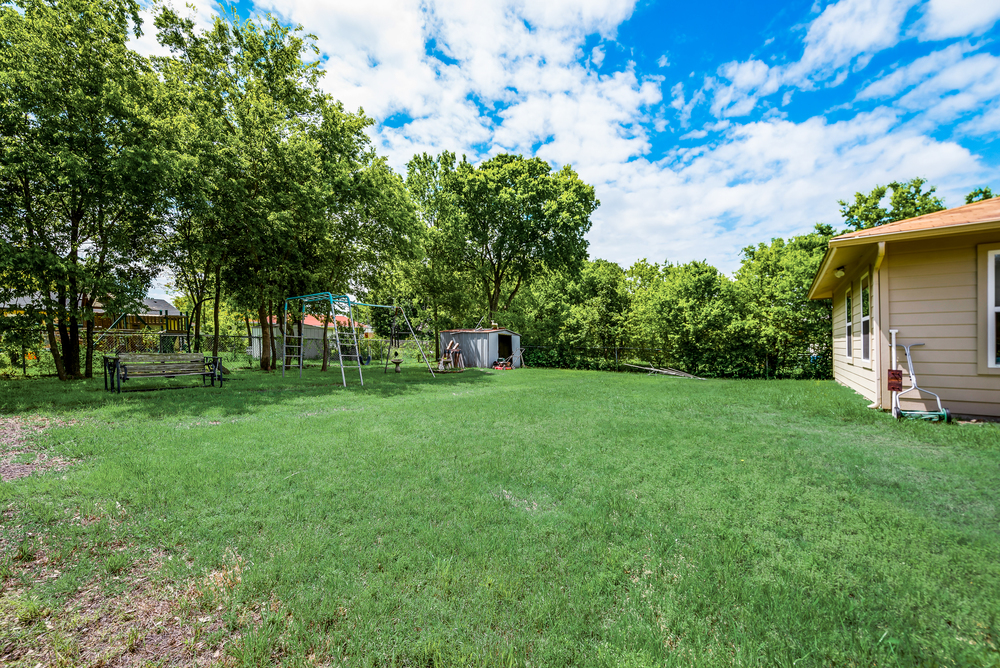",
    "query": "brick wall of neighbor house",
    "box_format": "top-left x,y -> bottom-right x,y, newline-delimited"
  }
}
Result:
833,279 -> 878,402
887,231 -> 1000,417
